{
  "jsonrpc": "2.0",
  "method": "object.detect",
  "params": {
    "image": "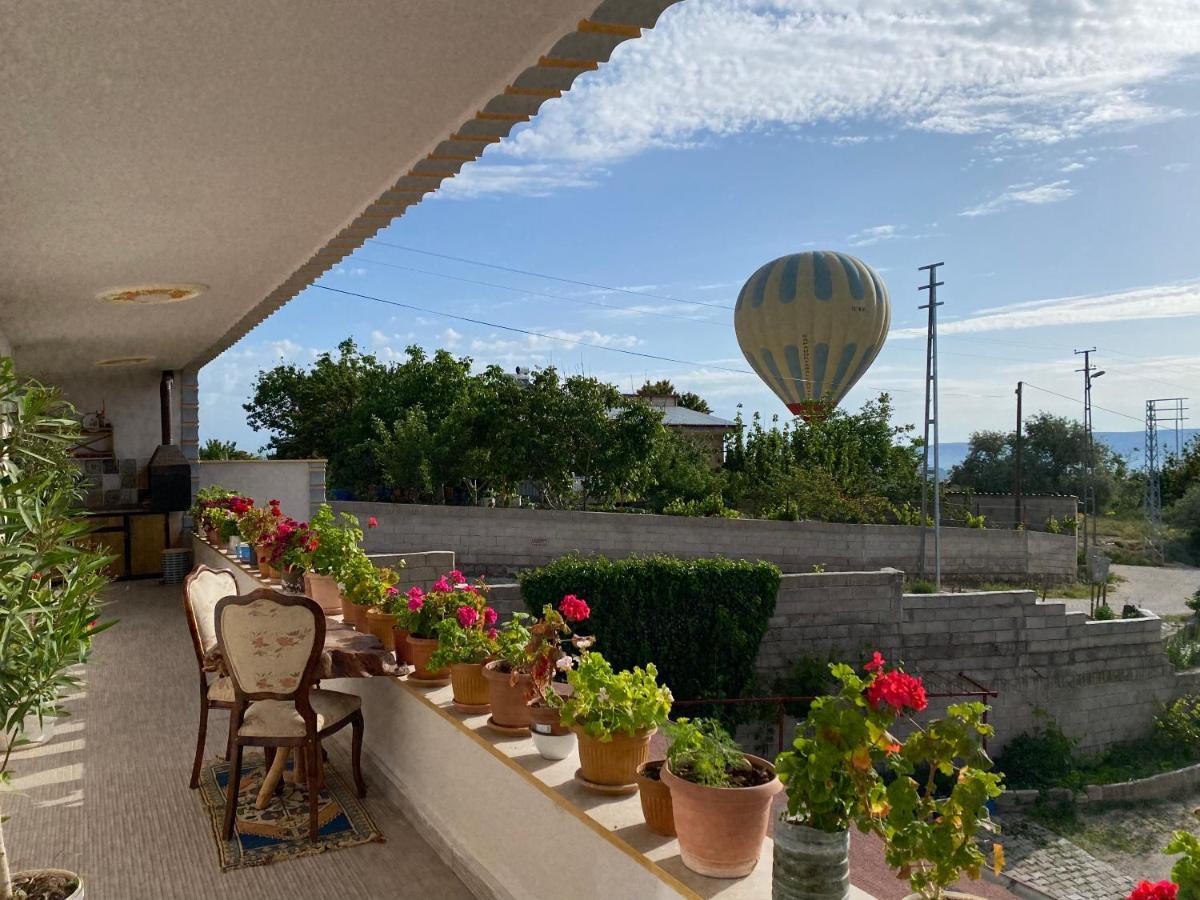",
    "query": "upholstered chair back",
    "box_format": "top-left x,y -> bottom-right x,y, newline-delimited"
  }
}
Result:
215,591 -> 324,699
184,566 -> 238,656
